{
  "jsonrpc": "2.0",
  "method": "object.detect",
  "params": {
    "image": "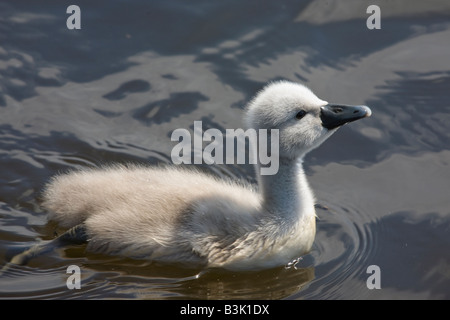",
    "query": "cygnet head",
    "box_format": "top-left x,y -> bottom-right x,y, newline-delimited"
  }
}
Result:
245,81 -> 371,160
